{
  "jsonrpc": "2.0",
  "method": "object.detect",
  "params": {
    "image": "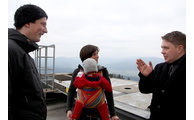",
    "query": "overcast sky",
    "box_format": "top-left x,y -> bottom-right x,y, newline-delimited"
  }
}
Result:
8,0 -> 186,58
